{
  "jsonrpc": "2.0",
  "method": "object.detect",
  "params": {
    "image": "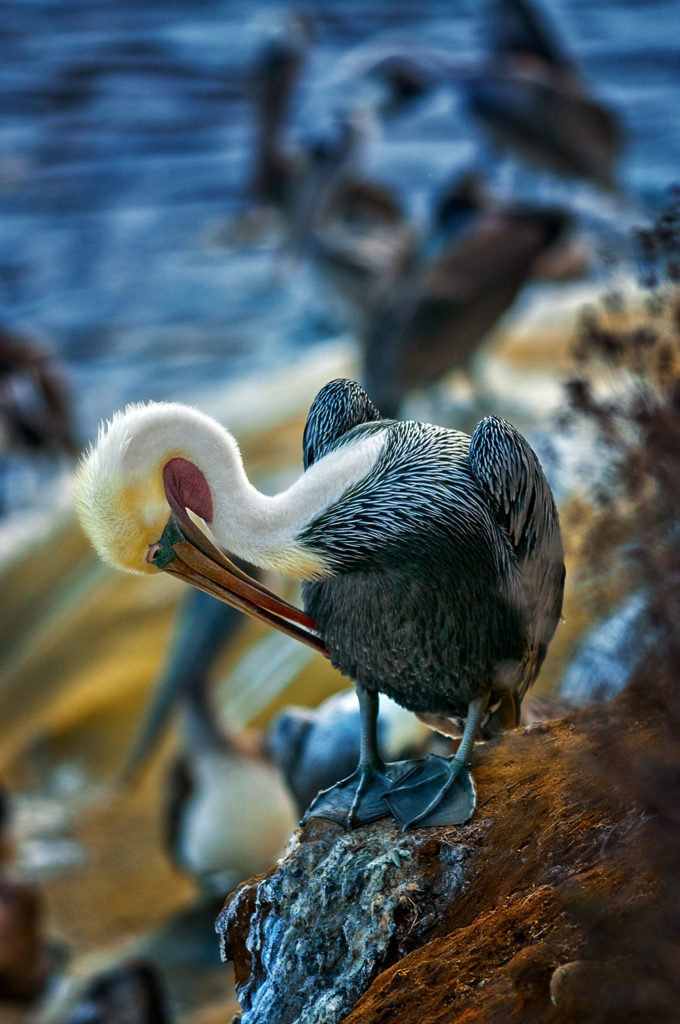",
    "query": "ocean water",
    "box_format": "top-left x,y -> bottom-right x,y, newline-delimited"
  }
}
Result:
1,0 -> 679,517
